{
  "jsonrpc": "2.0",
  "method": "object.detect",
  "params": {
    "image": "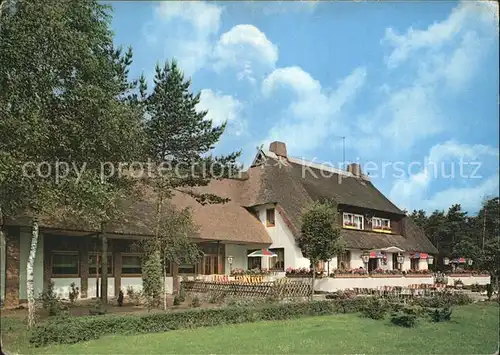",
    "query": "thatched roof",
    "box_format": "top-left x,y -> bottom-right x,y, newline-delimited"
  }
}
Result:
4,143 -> 438,253
5,180 -> 272,245
241,151 -> 437,254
